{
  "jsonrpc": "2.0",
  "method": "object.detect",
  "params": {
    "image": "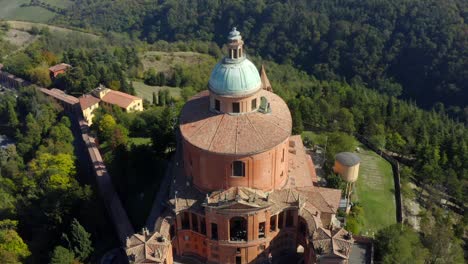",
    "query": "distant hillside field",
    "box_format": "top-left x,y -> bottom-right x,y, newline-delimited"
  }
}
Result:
133,81 -> 181,101
4,28 -> 35,47
141,51 -> 214,73
0,0 -> 72,22
7,20 -> 99,39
